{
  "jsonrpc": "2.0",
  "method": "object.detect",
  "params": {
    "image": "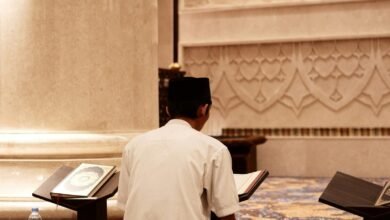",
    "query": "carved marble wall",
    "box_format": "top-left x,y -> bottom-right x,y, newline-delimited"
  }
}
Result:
180,0 -> 390,134
183,39 -> 390,132
180,0 -> 390,176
